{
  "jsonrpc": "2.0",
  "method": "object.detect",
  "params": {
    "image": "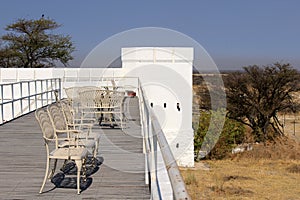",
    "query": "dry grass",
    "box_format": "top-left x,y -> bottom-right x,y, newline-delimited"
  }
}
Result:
181,159 -> 300,200
181,138 -> 300,199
